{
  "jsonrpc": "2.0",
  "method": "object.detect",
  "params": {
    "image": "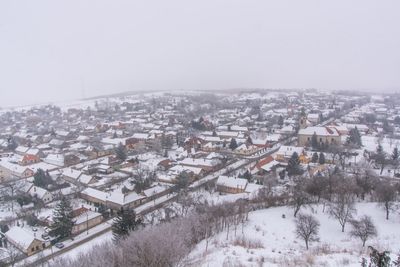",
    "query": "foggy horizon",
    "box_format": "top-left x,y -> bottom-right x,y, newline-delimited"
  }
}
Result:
1,0 -> 400,107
